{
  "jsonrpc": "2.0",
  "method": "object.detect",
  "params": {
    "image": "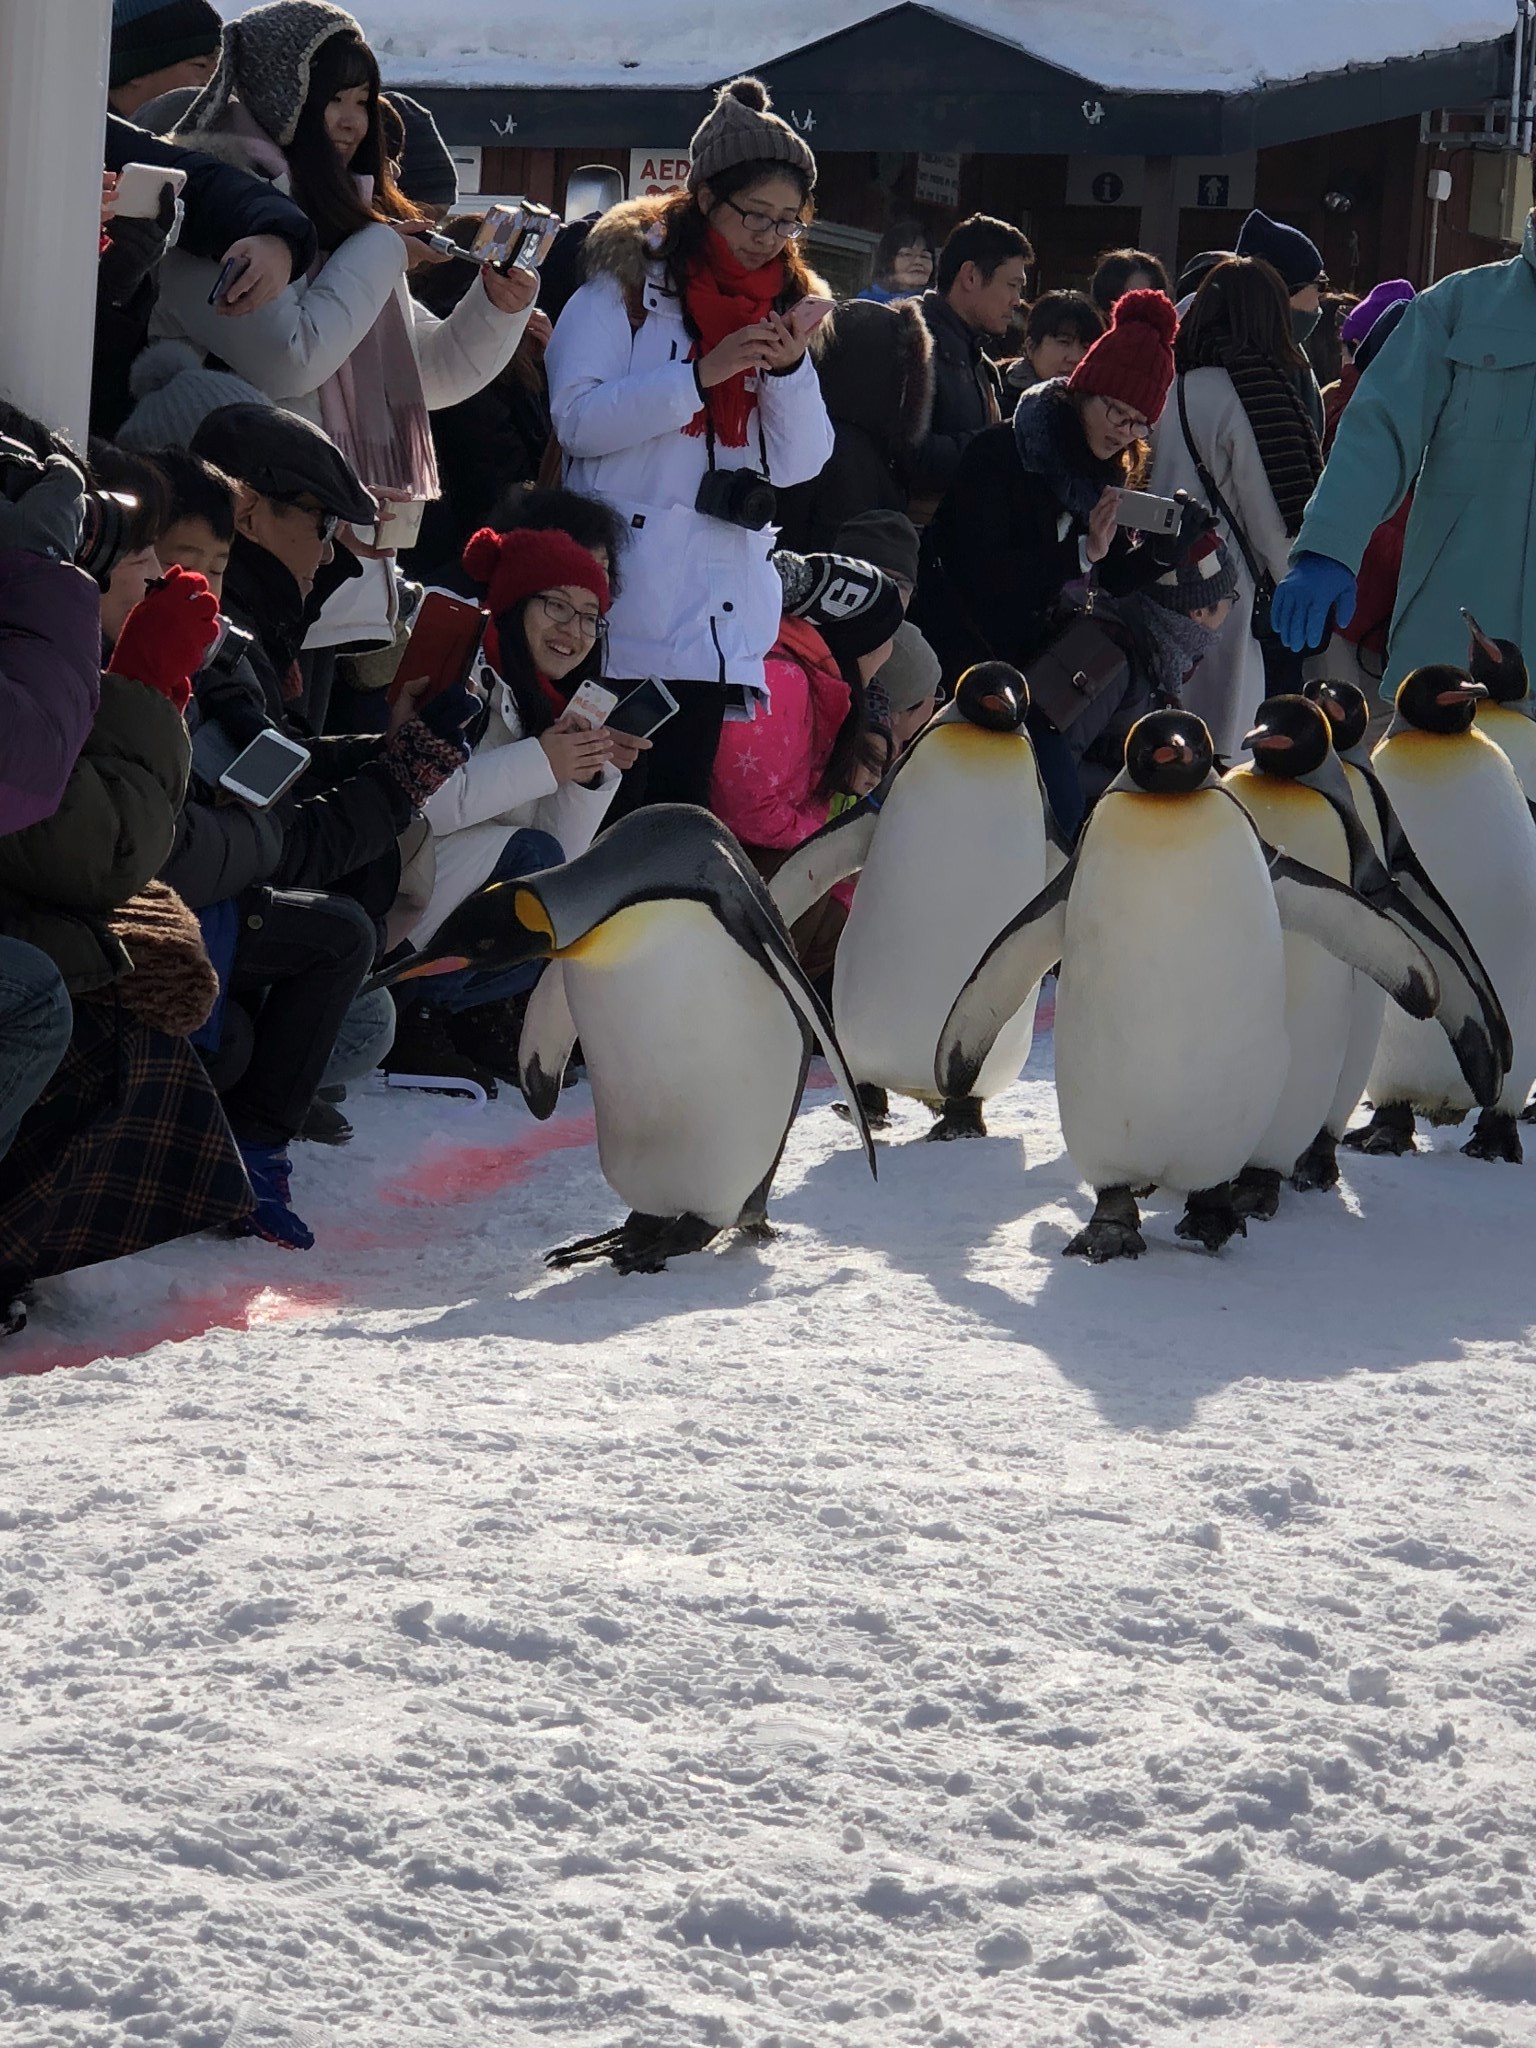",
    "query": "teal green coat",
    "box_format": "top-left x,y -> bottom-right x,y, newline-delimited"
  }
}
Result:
1294,214 -> 1536,697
